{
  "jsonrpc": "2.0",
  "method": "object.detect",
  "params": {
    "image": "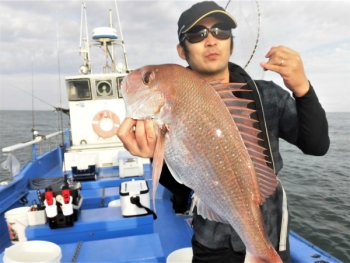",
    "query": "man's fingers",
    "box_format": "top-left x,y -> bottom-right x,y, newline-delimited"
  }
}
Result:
261,45 -> 309,96
117,118 -> 137,153
117,118 -> 136,142
135,120 -> 146,147
134,119 -> 156,157
117,118 -> 136,138
260,61 -> 286,73
144,119 -> 156,143
265,46 -> 297,59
